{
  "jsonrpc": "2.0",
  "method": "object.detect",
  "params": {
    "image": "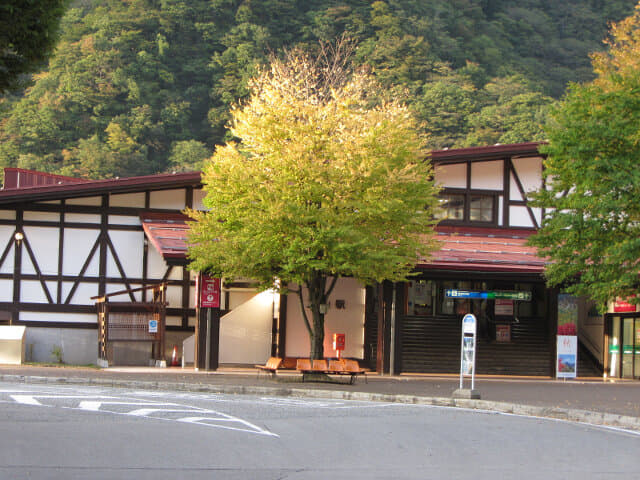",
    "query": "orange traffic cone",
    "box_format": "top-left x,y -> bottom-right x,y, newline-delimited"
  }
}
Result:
171,345 -> 179,367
